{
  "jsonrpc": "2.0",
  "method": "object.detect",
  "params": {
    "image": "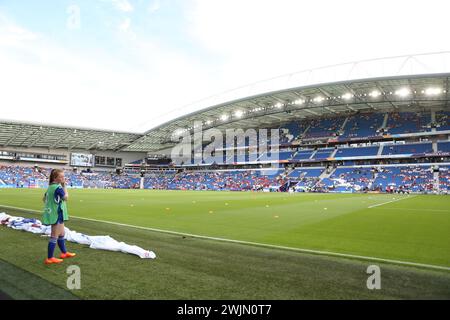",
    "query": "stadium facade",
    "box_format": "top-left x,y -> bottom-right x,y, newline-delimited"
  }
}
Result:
1,53 -> 449,193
